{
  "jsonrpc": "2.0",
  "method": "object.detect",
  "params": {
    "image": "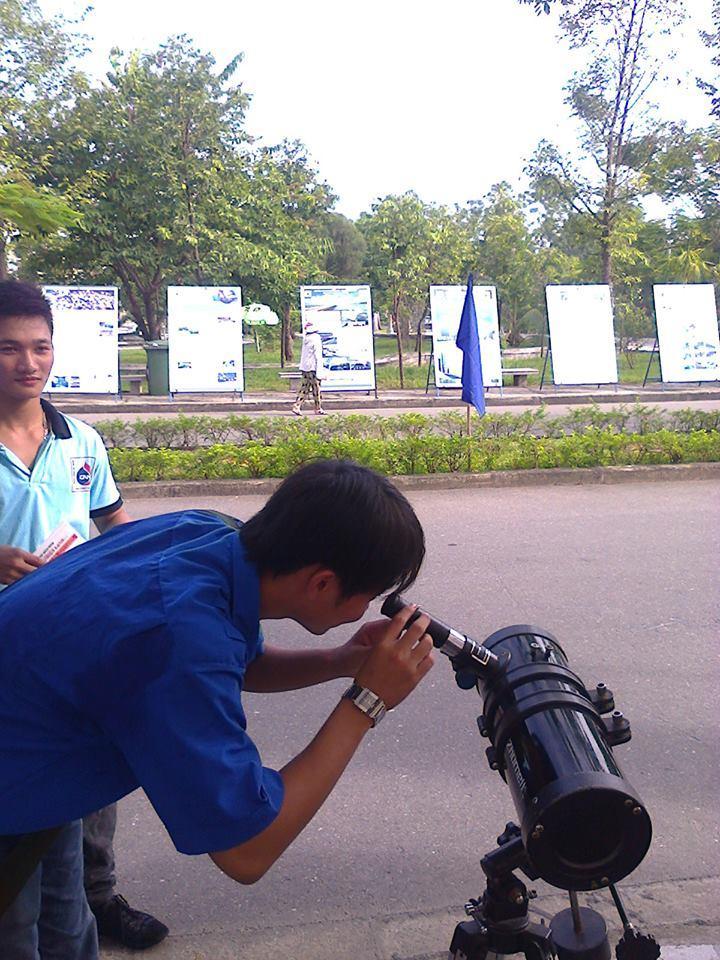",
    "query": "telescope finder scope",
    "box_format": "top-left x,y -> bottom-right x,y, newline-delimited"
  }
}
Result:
381,595 -> 652,892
